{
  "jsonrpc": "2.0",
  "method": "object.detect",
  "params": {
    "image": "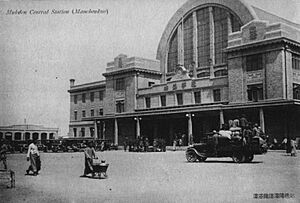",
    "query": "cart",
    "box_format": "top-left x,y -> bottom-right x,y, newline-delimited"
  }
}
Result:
91,159 -> 109,179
